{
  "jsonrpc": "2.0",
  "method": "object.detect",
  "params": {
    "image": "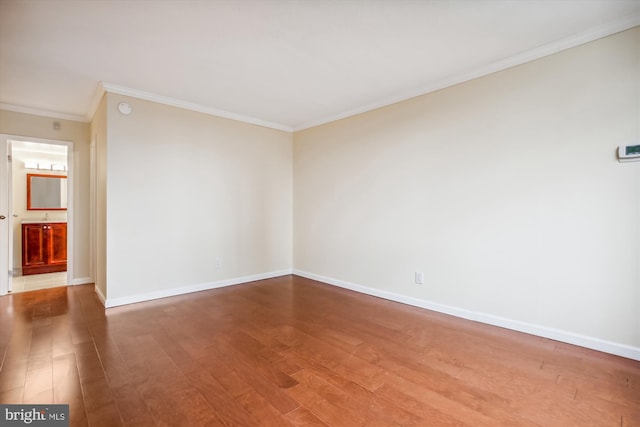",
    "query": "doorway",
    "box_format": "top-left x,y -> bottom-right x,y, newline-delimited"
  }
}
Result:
0,135 -> 74,295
